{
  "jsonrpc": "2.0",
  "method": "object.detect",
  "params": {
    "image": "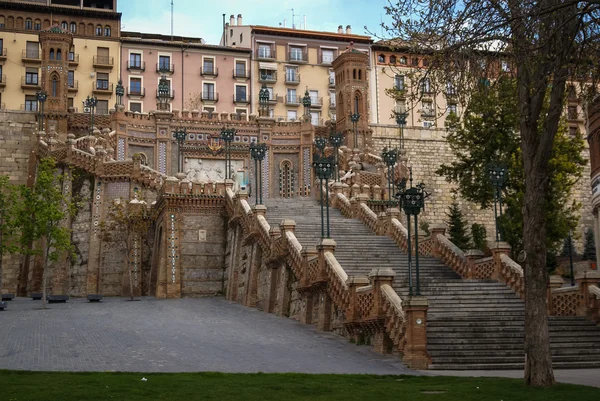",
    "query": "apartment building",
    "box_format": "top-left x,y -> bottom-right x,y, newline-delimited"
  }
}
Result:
0,0 -> 120,114
222,14 -> 372,125
120,31 -> 252,114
